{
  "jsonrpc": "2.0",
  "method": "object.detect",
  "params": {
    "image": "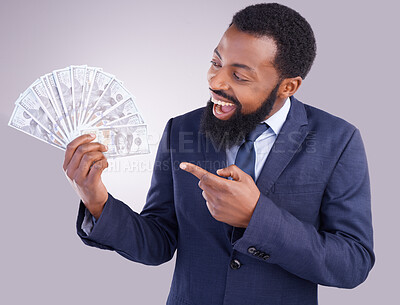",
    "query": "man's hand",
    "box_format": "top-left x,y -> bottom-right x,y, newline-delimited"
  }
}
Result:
63,134 -> 109,219
180,162 -> 261,228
